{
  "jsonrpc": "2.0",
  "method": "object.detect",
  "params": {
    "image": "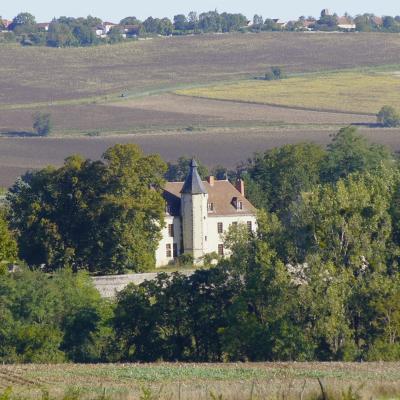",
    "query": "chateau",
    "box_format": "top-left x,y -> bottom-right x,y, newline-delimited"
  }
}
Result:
155,160 -> 257,267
